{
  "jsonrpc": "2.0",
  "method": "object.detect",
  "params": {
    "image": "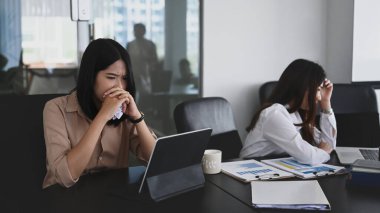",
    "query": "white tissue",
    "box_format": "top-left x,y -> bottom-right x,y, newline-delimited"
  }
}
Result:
112,106 -> 123,120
